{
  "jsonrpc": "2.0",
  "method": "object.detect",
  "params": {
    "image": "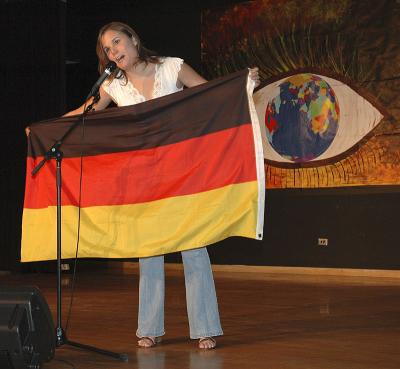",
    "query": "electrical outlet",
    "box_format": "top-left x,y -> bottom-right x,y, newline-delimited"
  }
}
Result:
318,238 -> 328,246
61,263 -> 70,271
